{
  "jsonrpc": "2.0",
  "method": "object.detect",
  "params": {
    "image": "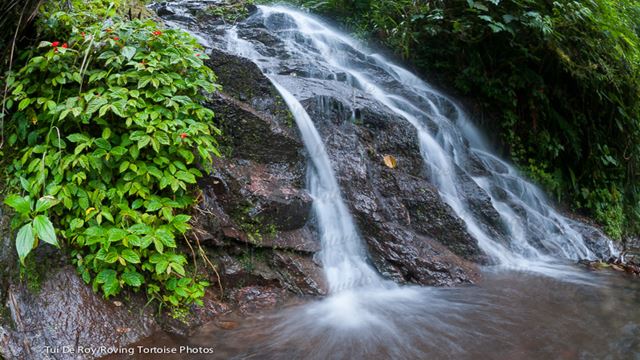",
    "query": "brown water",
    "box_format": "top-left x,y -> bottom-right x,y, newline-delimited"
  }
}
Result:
106,268 -> 640,360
